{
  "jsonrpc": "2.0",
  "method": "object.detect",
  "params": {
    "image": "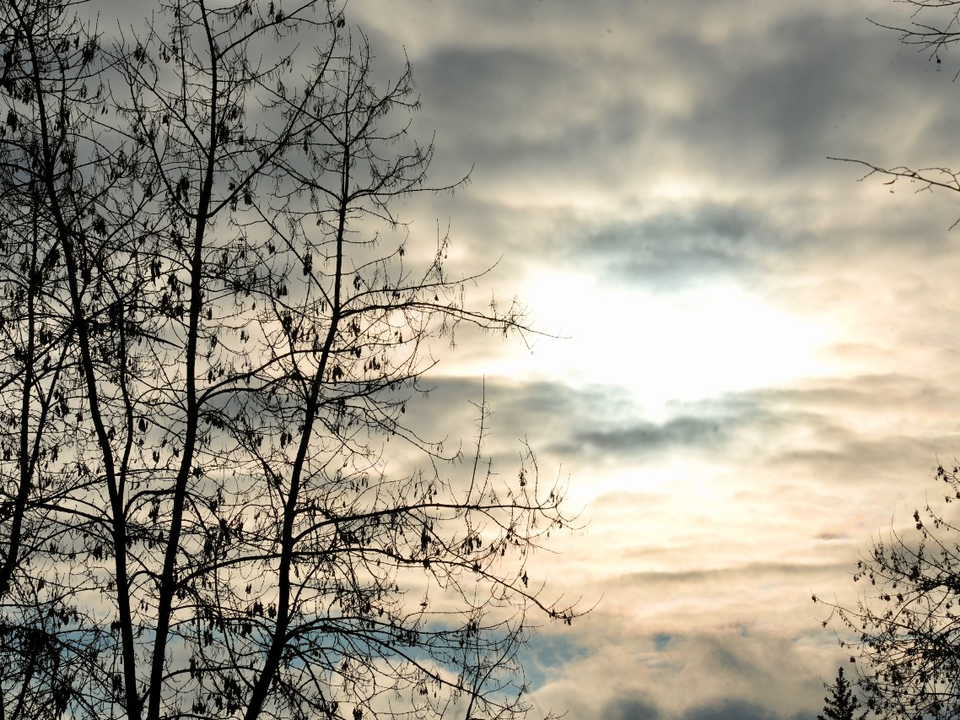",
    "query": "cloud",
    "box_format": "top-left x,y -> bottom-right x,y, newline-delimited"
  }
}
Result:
347,0 -> 960,344
681,699 -> 793,720
603,695 -> 663,720
394,373 -> 960,530
565,415 -> 728,455
527,625 -> 835,720
601,696 -> 812,720
240,5 -> 960,720
606,561 -> 849,589
560,203 -> 778,290
32,4 -> 960,720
